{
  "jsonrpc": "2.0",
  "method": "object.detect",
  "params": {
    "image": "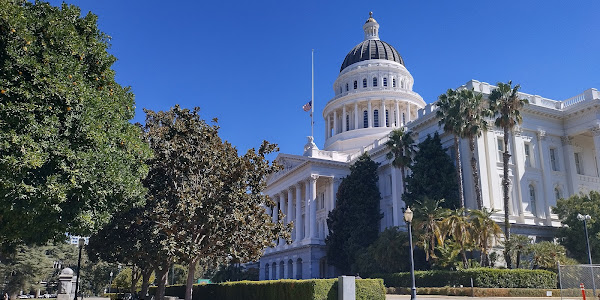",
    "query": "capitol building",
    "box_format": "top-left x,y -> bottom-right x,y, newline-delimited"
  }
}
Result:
259,13 -> 600,280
